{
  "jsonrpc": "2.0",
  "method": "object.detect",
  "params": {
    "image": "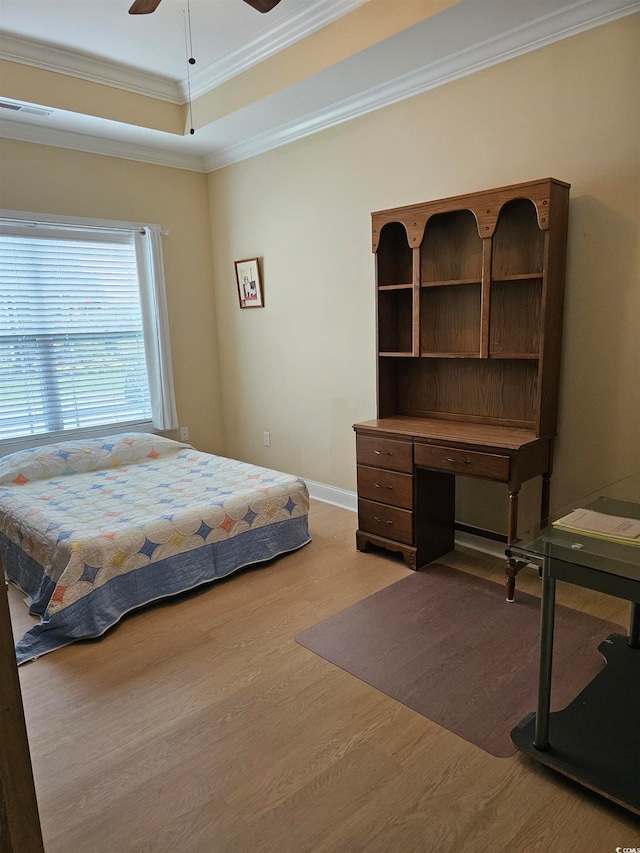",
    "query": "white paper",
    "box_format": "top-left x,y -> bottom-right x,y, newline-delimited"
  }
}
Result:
553,508 -> 640,541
